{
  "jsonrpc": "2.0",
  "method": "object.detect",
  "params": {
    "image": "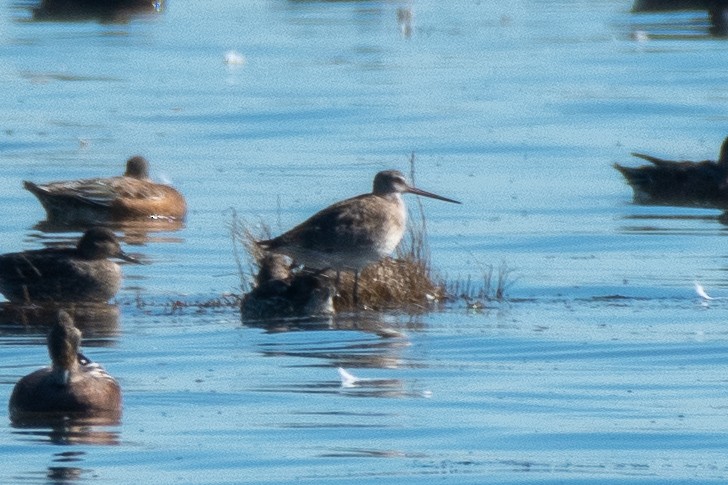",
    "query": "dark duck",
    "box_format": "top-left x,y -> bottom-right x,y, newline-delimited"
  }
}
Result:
614,136 -> 728,208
